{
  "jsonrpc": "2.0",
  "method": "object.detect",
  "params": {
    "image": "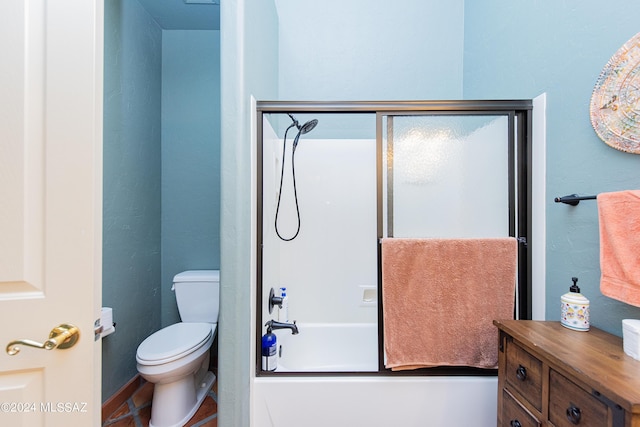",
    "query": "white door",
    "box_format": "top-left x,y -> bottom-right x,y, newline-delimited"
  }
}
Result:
0,1 -> 102,426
